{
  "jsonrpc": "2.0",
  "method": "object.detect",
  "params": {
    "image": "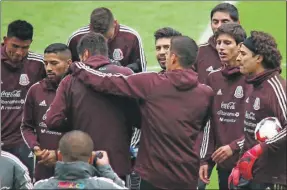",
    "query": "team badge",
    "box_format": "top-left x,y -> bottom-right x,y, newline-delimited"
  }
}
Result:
234,86 -> 243,99
113,48 -> 124,61
253,97 -> 260,110
19,74 -> 30,86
